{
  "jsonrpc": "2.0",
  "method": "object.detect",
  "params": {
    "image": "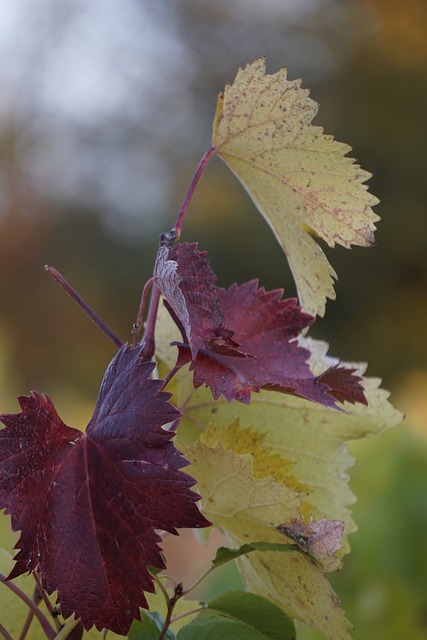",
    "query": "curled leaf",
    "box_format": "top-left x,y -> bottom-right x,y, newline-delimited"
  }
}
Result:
278,516 -> 344,558
156,243 -> 366,408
